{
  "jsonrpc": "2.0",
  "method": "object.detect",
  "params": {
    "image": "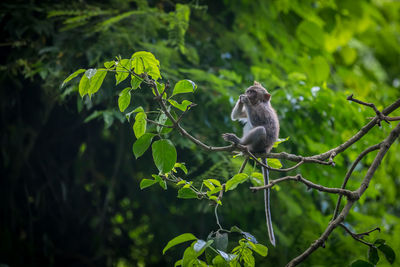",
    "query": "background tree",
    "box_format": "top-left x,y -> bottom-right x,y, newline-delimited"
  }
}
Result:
1,0 -> 399,266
